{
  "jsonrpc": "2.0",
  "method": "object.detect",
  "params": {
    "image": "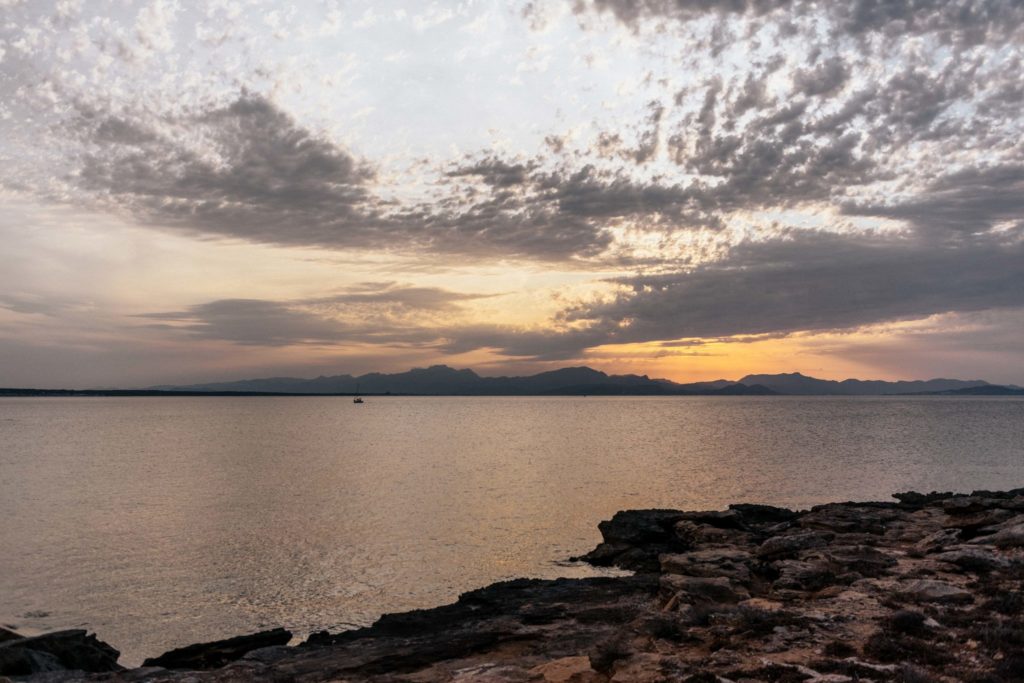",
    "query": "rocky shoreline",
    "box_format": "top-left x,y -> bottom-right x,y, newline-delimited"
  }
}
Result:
3,488 -> 1023,682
